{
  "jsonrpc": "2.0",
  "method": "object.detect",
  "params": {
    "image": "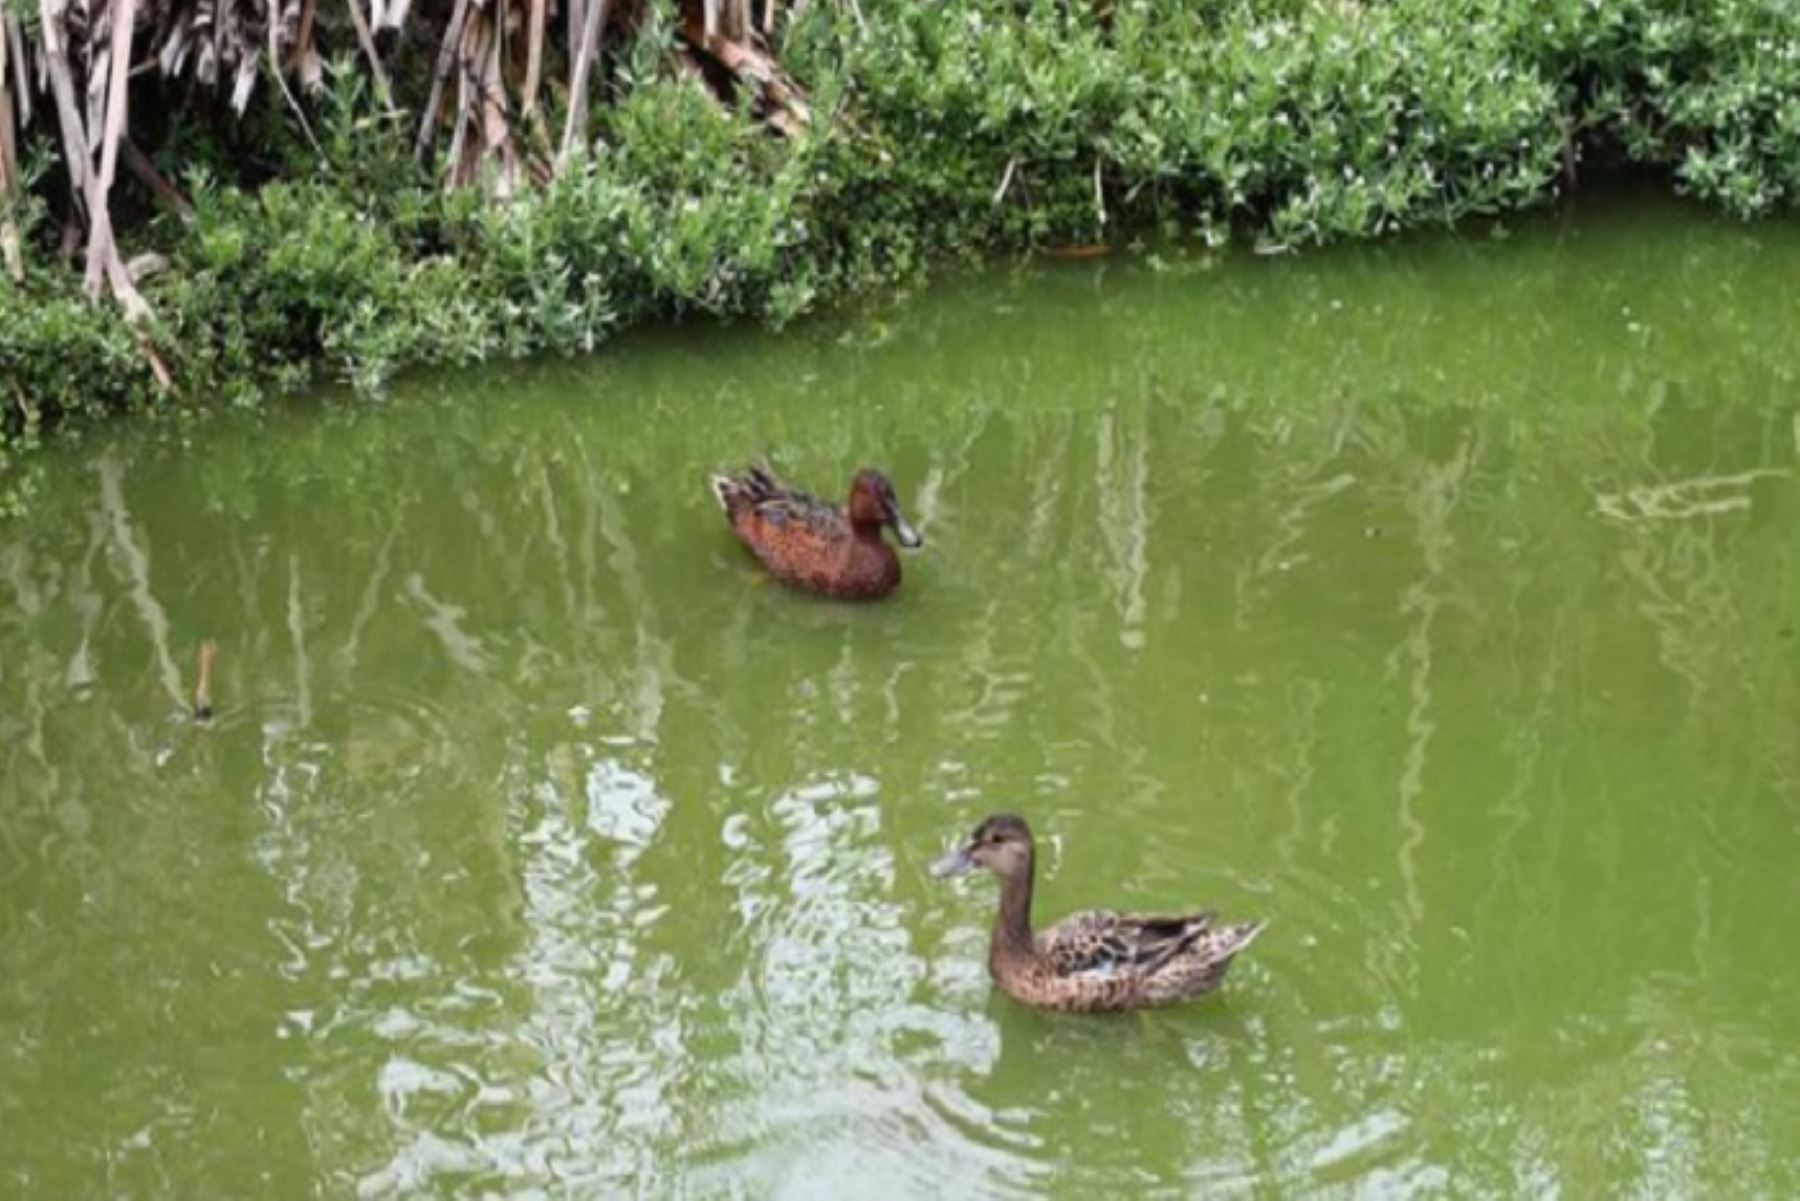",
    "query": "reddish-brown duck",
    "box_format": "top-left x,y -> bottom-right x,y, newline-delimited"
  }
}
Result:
710,463 -> 923,600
